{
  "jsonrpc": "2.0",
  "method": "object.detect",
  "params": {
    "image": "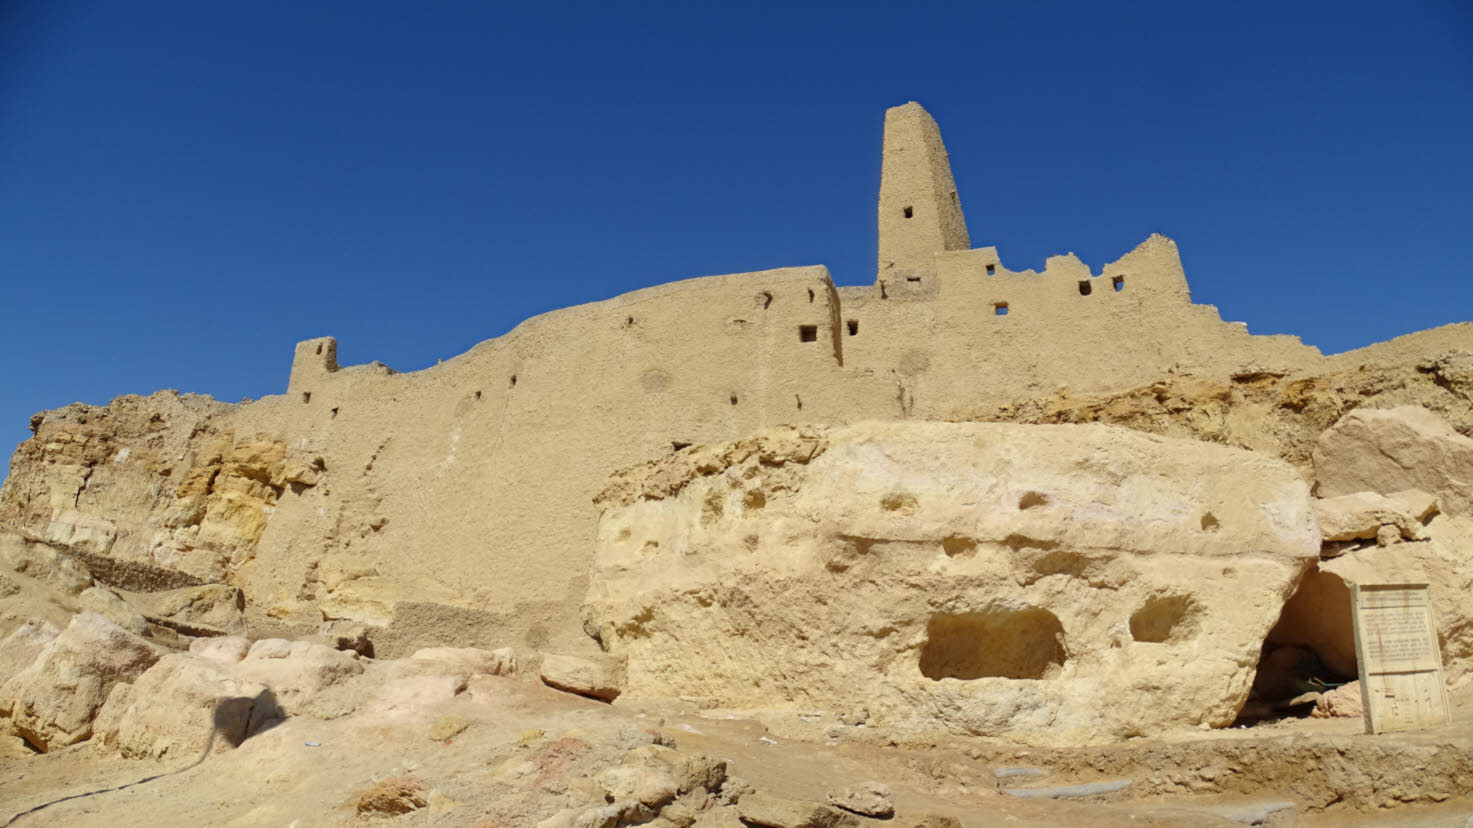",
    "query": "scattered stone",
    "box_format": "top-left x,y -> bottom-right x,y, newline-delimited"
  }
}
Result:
1312,682 -> 1364,719
353,774 -> 429,815
838,708 -> 868,727
738,793 -> 862,827
189,635 -> 252,665
428,713 -> 469,742
78,586 -> 149,636
411,645 -> 516,676
0,531 -> 92,595
1312,491 -> 1426,543
316,620 -> 375,657
0,618 -> 61,678
128,583 -> 247,636
540,653 -> 624,701
826,781 -> 894,817
1002,779 -> 1133,799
